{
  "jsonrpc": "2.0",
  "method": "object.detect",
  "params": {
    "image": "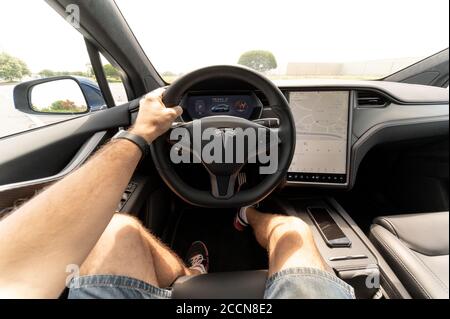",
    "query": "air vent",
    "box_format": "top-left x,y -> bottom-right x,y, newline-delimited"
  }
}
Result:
356,91 -> 389,108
